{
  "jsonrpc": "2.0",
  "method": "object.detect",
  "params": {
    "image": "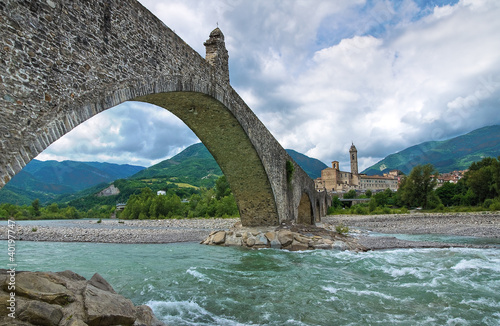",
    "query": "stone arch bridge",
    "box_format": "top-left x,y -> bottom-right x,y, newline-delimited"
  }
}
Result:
0,0 -> 330,226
